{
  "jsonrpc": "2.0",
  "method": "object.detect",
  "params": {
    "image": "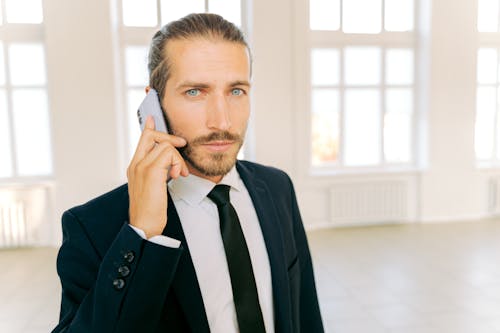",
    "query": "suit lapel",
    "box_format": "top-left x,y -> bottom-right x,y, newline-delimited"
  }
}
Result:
163,194 -> 210,333
236,161 -> 293,333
